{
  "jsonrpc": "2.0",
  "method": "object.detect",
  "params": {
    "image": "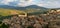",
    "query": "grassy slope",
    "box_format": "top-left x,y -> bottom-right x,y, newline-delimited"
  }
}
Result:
0,8 -> 26,16
0,8 -> 48,16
